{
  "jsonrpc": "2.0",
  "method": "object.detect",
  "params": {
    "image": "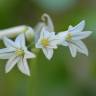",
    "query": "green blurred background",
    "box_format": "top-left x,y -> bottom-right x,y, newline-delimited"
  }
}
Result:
0,0 -> 96,96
